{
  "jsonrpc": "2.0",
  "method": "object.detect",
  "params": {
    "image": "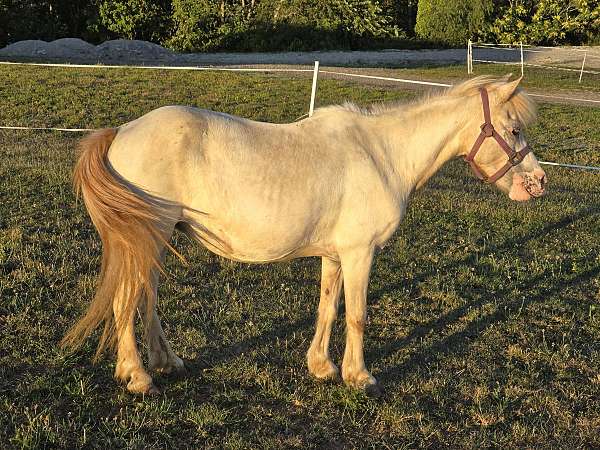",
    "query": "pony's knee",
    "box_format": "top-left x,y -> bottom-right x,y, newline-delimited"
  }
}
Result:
347,316 -> 365,333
